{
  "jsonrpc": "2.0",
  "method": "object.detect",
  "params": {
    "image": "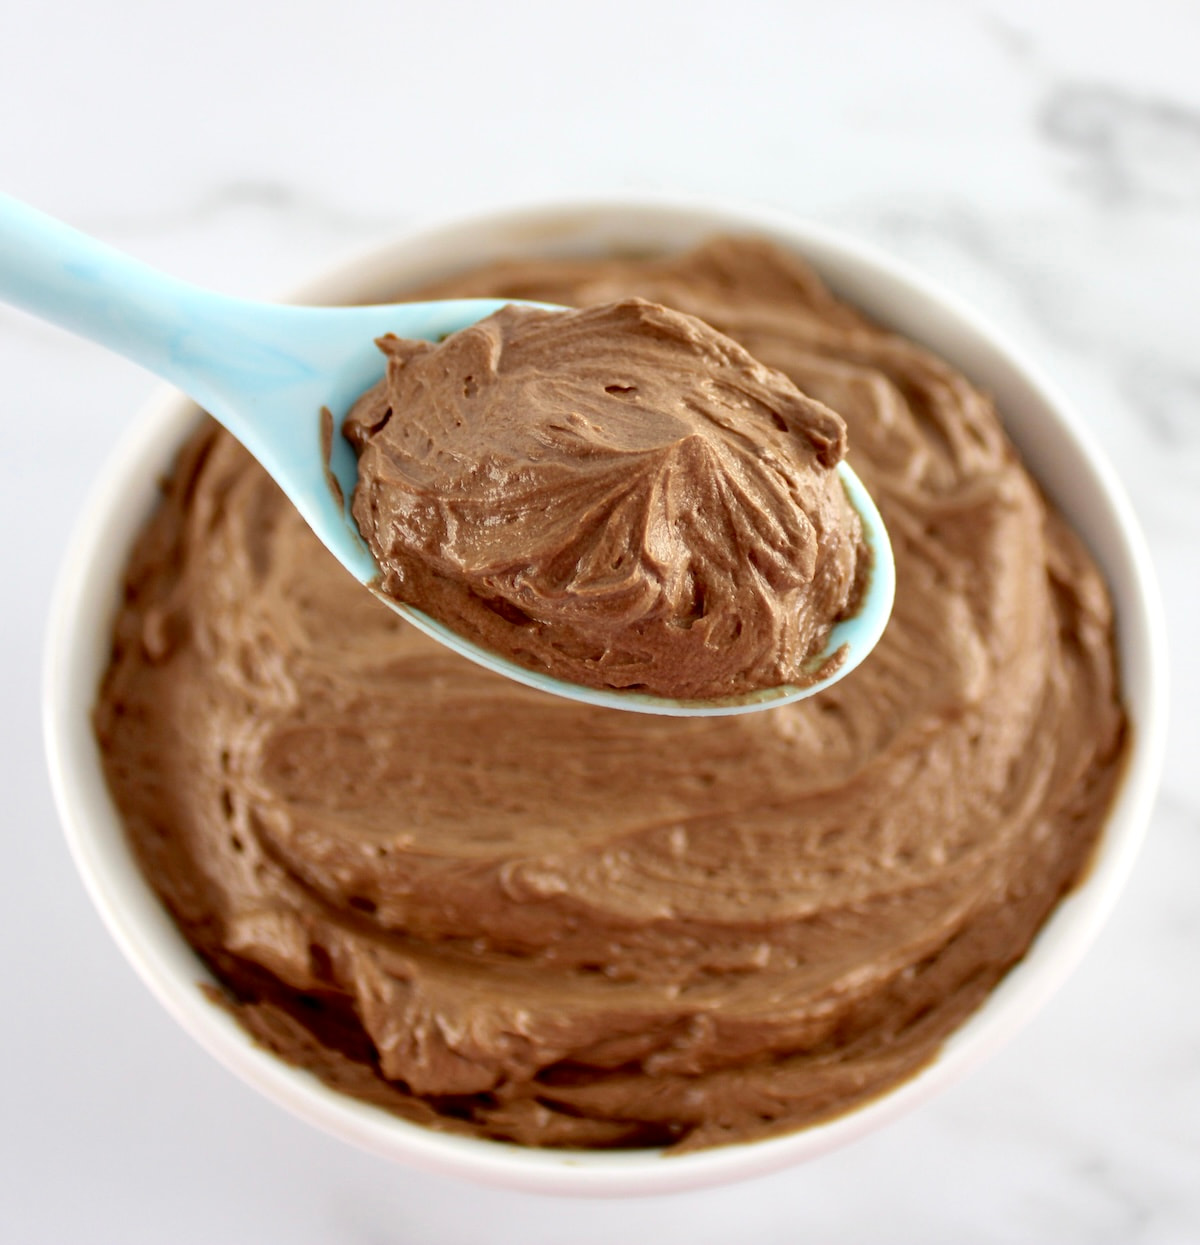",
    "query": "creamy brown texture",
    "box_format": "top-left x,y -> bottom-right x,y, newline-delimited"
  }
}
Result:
345,299 -> 863,699
94,237 -> 1127,1152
